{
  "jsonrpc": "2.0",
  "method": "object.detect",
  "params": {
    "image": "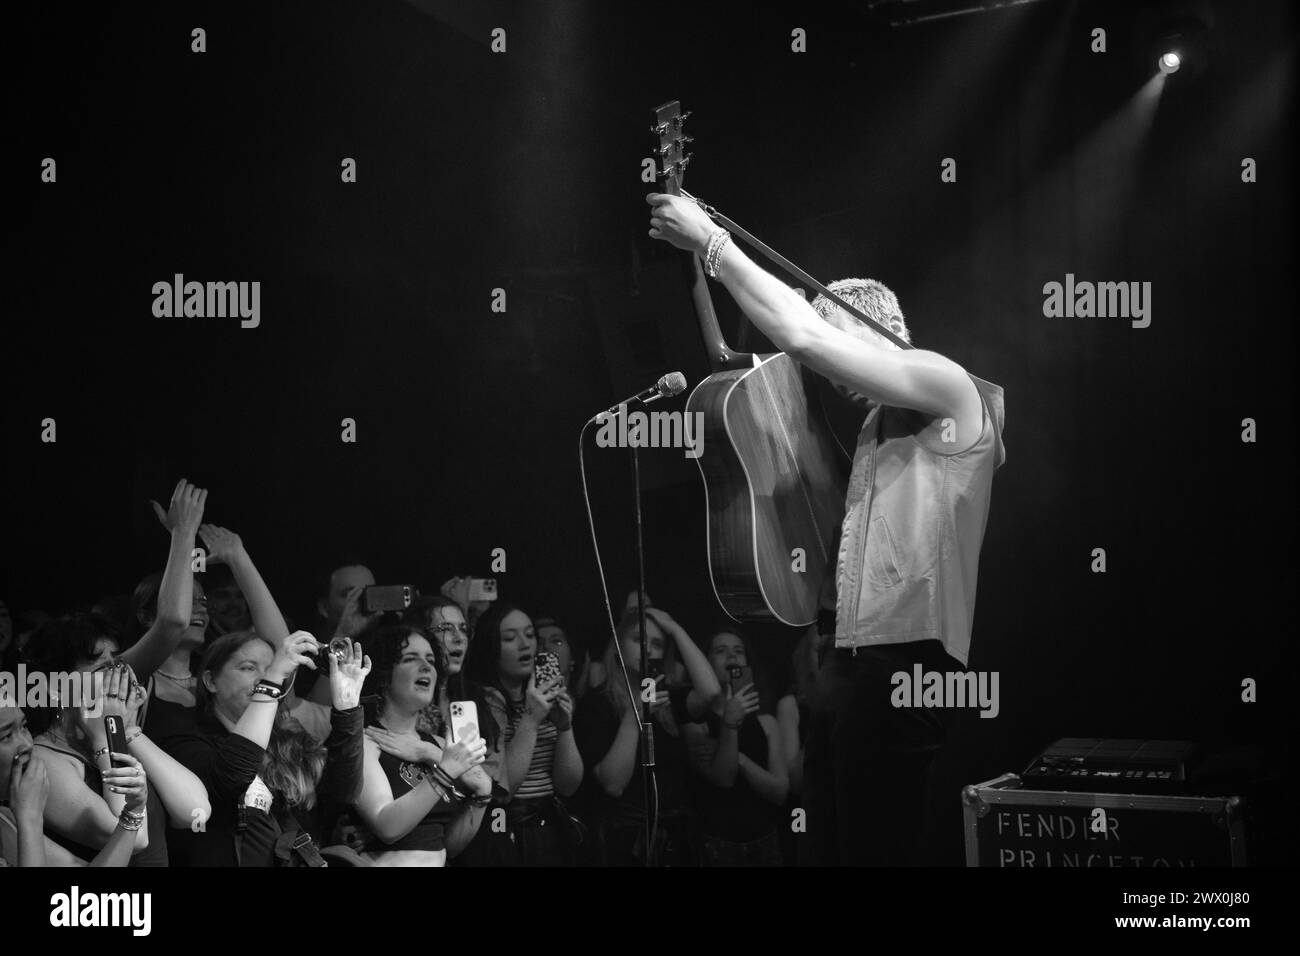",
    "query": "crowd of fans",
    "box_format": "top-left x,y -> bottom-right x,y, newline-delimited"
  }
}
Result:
0,479 -> 819,868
